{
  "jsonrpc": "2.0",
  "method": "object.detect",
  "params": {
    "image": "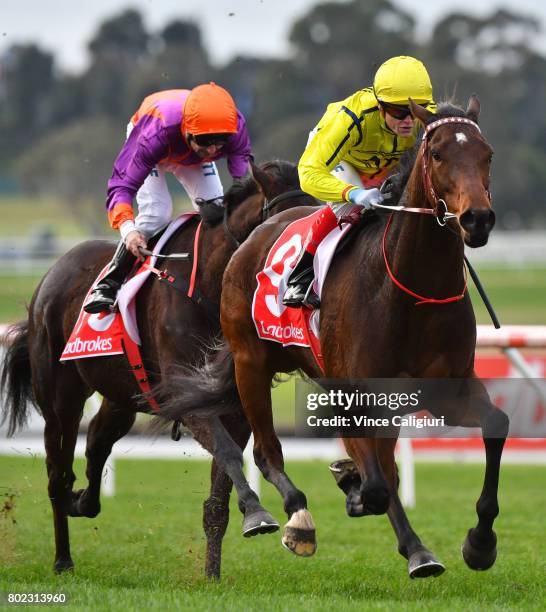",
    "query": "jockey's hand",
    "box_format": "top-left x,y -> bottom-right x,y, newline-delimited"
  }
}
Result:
124,230 -> 148,261
347,187 -> 383,209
